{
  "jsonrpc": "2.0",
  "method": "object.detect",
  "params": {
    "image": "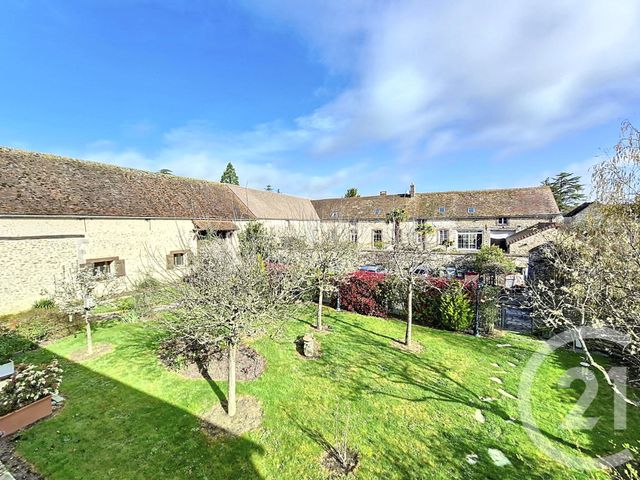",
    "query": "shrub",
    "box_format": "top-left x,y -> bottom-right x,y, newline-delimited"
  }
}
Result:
339,271 -> 387,318
117,297 -> 135,311
0,360 -> 63,416
33,298 -> 55,310
135,275 -> 162,290
413,277 -> 451,326
438,281 -> 473,331
376,274 -> 406,315
1,310 -> 82,354
479,285 -> 501,335
473,245 -> 516,277
0,325 -> 36,363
